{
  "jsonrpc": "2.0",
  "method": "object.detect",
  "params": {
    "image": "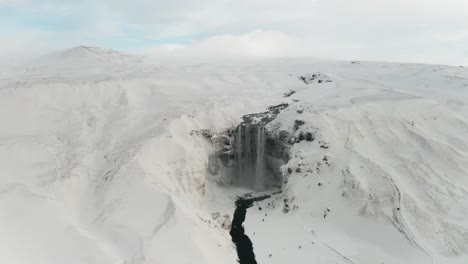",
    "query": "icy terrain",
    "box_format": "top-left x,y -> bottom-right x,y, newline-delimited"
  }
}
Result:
0,47 -> 467,264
